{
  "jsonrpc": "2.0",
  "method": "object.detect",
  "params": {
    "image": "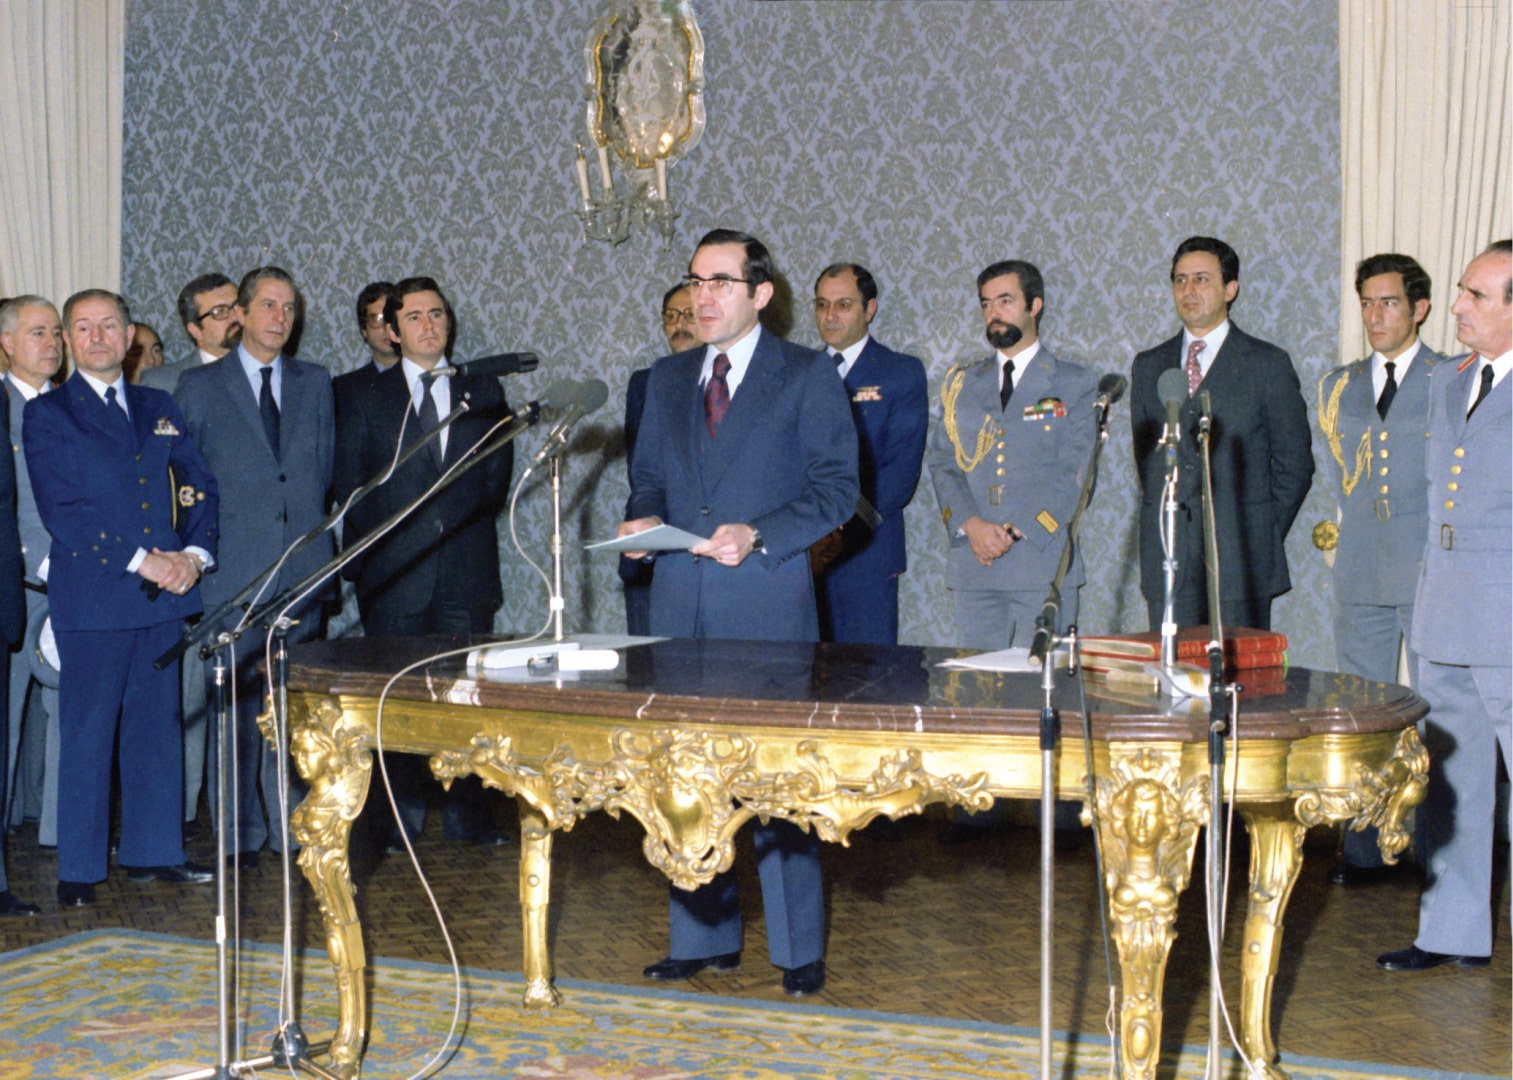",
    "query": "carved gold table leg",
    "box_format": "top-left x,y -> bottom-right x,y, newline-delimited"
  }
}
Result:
288,701 -> 373,1080
518,802 -> 562,1009
1236,804 -> 1306,1080
1088,749 -> 1209,1080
